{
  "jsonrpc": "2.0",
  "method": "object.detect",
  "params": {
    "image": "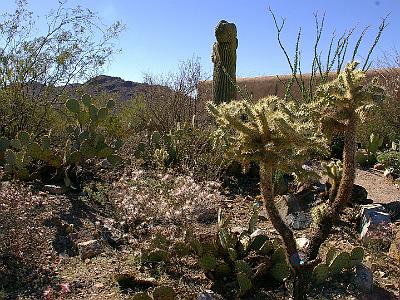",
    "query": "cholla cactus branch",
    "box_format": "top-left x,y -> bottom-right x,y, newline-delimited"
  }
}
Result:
208,96 -> 321,267
307,62 -> 383,260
